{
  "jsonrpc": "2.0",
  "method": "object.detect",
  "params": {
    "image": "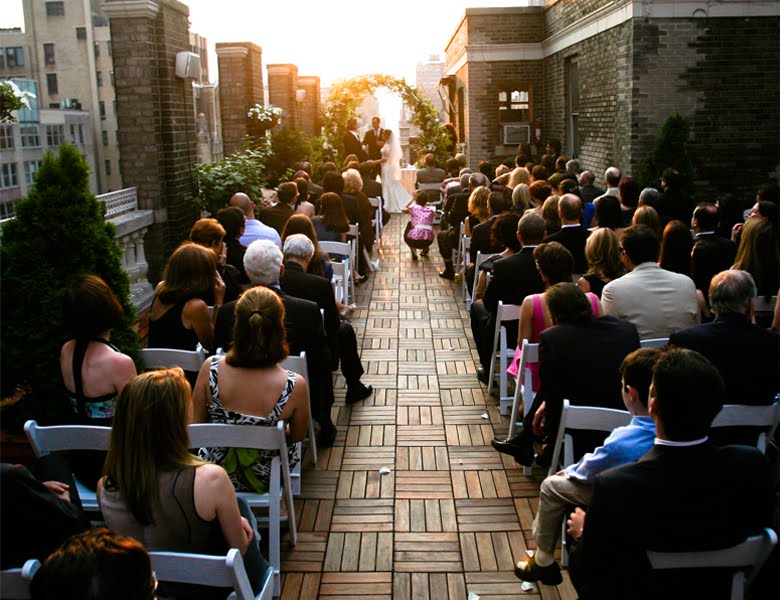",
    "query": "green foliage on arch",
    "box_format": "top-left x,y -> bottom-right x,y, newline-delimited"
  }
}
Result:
322,74 -> 451,167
